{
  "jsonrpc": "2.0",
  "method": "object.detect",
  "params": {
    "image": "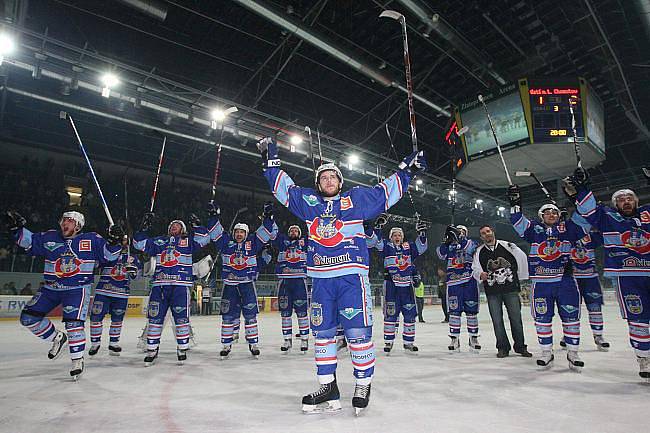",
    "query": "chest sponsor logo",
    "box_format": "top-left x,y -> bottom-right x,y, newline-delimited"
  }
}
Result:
313,252 -> 351,266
